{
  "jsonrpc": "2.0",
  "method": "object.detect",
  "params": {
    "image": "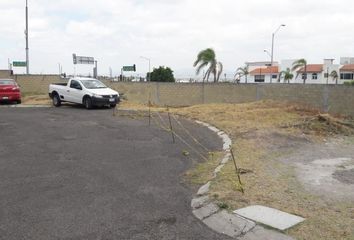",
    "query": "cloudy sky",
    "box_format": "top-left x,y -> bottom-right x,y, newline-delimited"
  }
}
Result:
1,0 -> 354,78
